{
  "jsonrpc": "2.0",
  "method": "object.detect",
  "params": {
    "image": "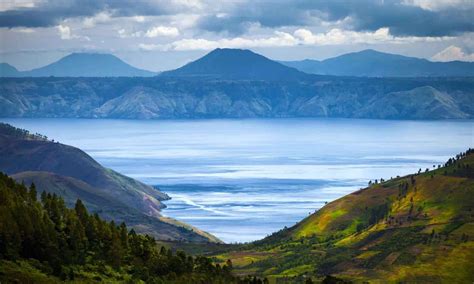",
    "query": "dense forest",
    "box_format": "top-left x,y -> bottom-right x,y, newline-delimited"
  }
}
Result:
0,172 -> 266,283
